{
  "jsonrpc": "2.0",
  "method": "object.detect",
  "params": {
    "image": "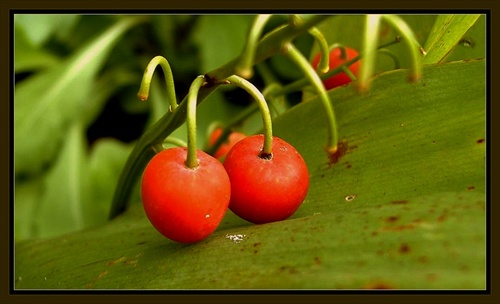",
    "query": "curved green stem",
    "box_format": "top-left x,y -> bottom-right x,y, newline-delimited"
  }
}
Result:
359,14 -> 382,92
226,75 -> 273,157
236,14 -> 273,79
377,48 -> 401,69
137,55 -> 178,111
309,27 -> 330,73
281,42 -> 339,153
381,14 -> 423,82
185,75 -> 206,169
